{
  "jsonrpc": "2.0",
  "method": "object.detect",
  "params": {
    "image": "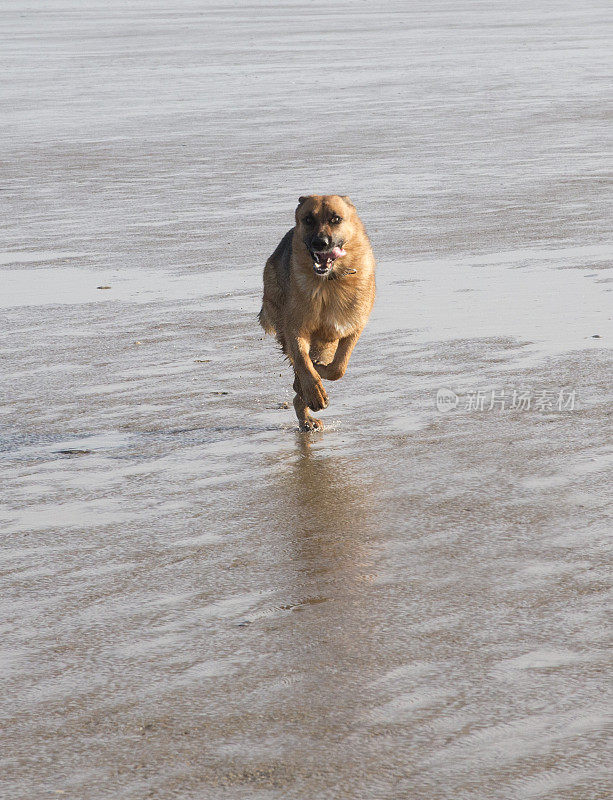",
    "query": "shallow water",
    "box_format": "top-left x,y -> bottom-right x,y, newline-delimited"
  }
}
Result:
1,1 -> 612,799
